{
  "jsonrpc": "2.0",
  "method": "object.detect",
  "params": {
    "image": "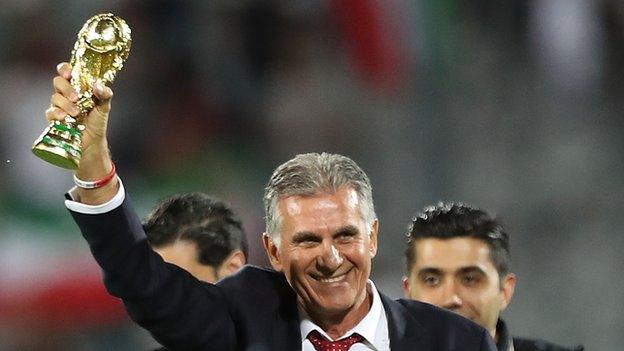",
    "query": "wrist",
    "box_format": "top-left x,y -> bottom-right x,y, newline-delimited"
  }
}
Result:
74,162 -> 116,189
74,163 -> 120,205
75,142 -> 111,180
